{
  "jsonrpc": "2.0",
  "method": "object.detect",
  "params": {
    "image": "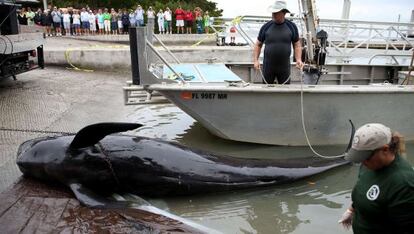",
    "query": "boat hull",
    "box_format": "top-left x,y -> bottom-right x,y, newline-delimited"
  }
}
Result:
150,84 -> 414,146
